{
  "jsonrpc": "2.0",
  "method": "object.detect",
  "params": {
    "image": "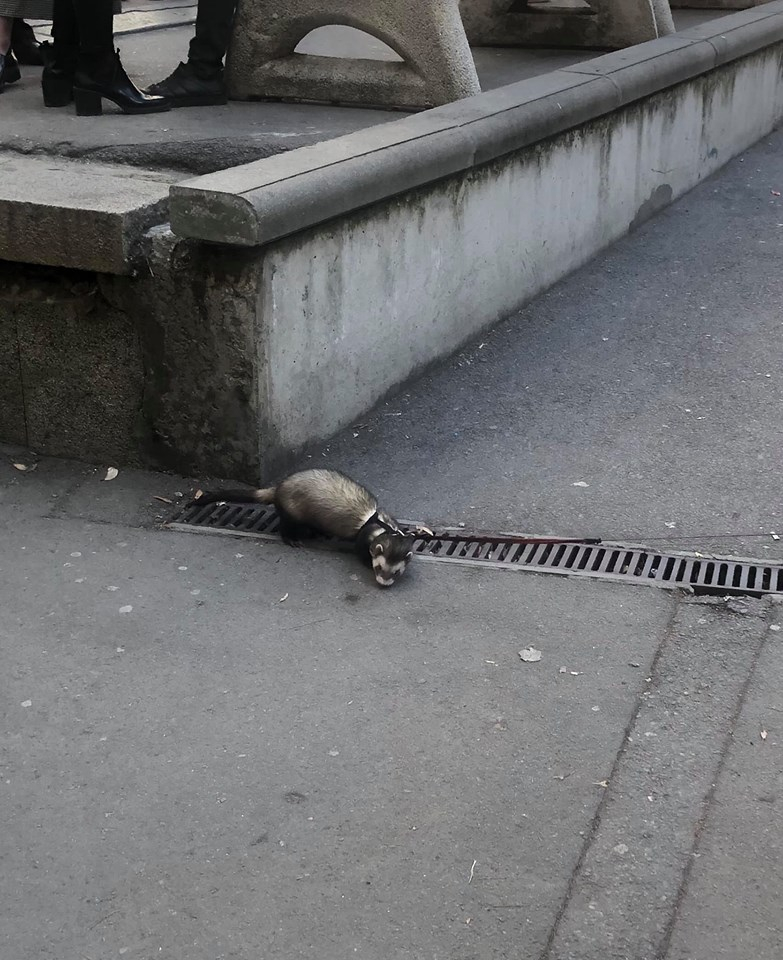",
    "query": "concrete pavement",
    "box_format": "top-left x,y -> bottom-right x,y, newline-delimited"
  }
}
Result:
0,450 -> 780,959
